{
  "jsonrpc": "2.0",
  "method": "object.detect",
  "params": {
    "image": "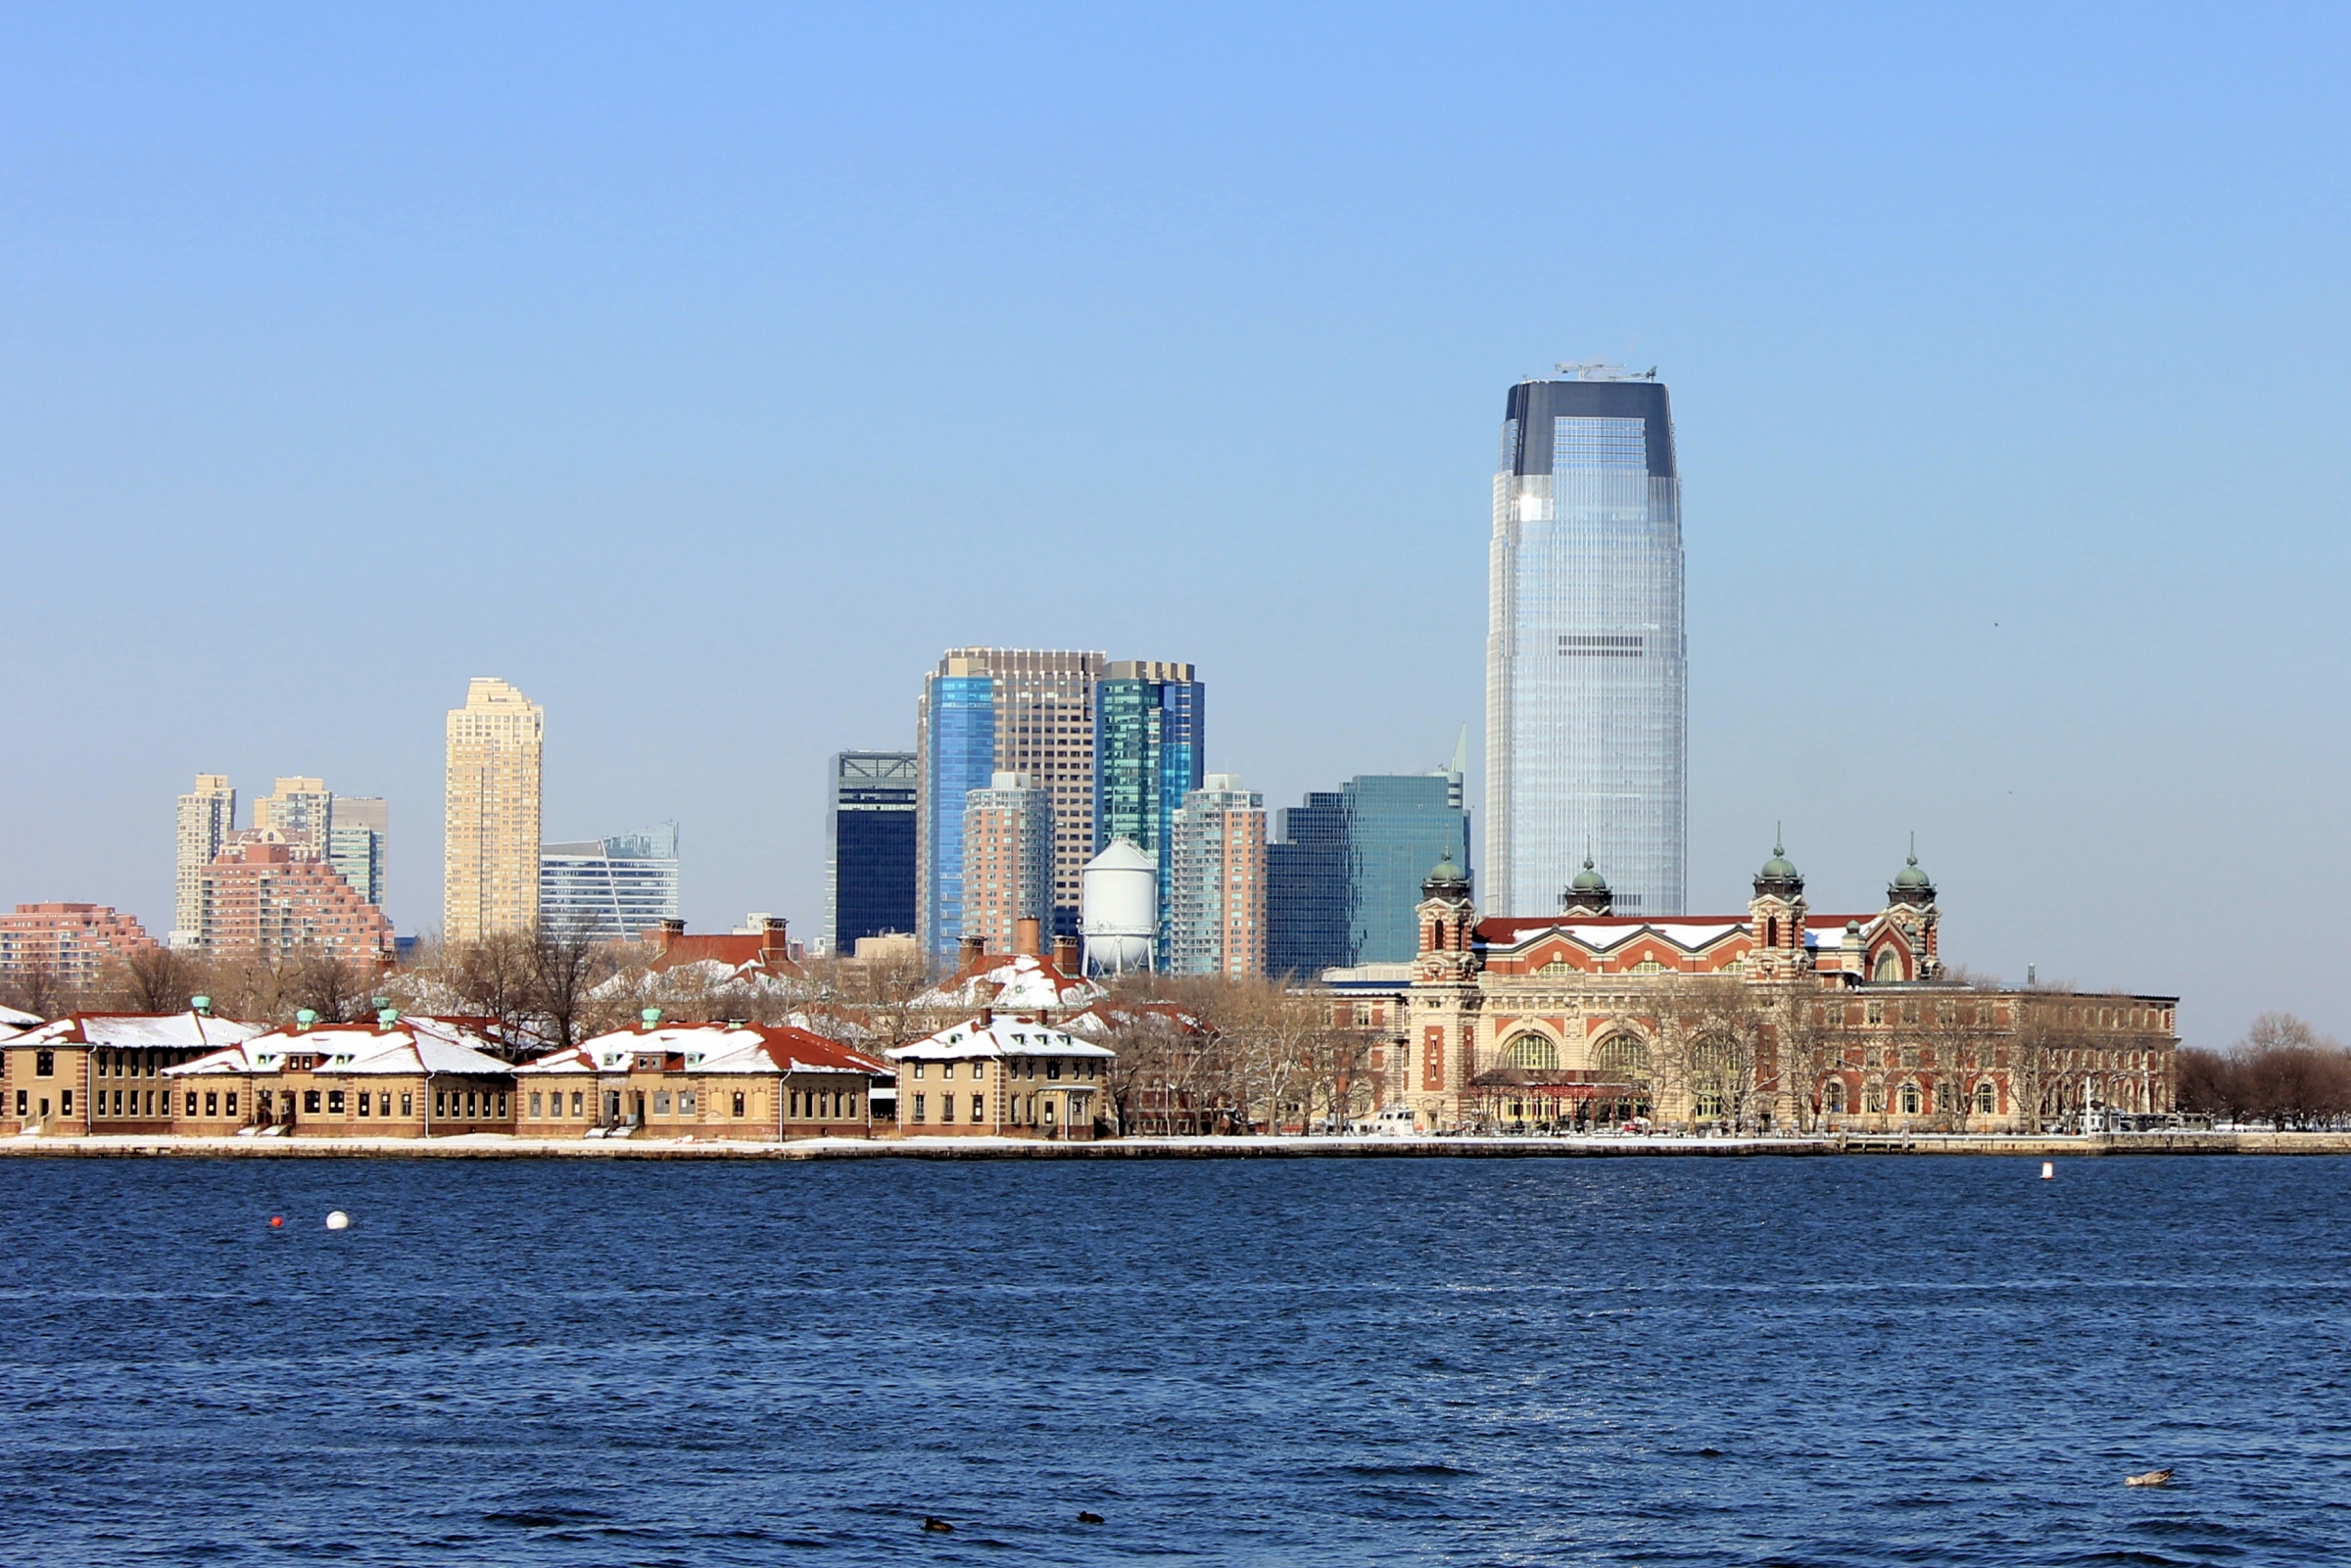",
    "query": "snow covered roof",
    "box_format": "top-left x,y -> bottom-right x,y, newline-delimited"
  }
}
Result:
1059,1000 -> 1204,1041
588,957 -> 798,1003
915,952 -> 1102,1013
1478,913 -> 1879,956
165,1017 -> 508,1078
23,1012 -> 265,1050
889,1014 -> 1117,1064
522,1022 -> 888,1078
0,1003 -> 41,1028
